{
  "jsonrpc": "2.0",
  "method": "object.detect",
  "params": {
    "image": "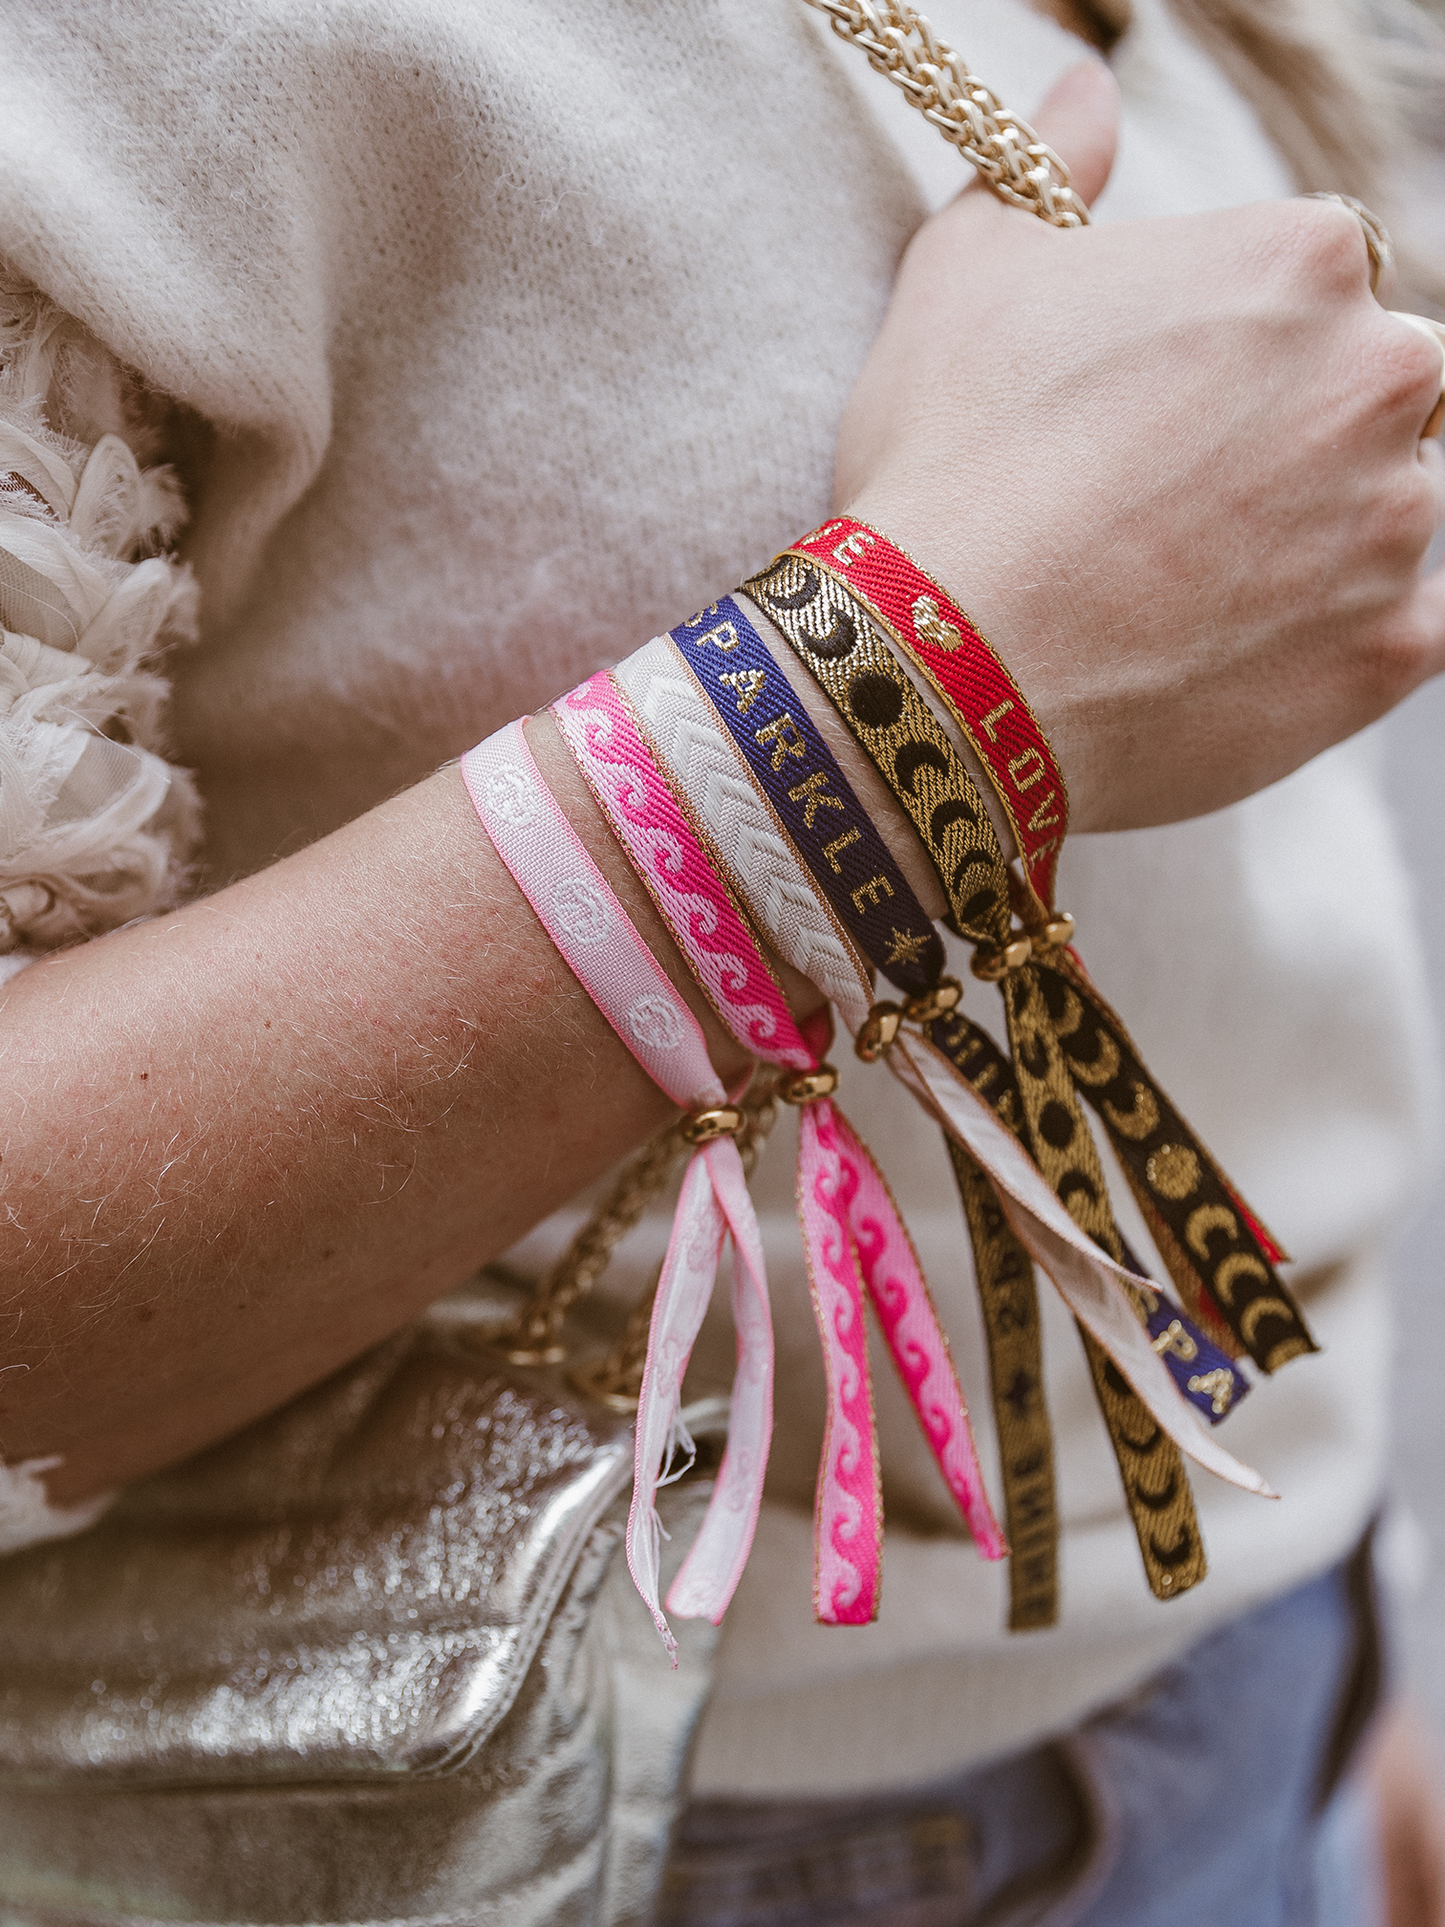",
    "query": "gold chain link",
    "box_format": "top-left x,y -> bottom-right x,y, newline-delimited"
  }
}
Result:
803,0 -> 1089,228
485,1070 -> 783,1377
572,1072 -> 783,1409
484,1124 -> 690,1365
